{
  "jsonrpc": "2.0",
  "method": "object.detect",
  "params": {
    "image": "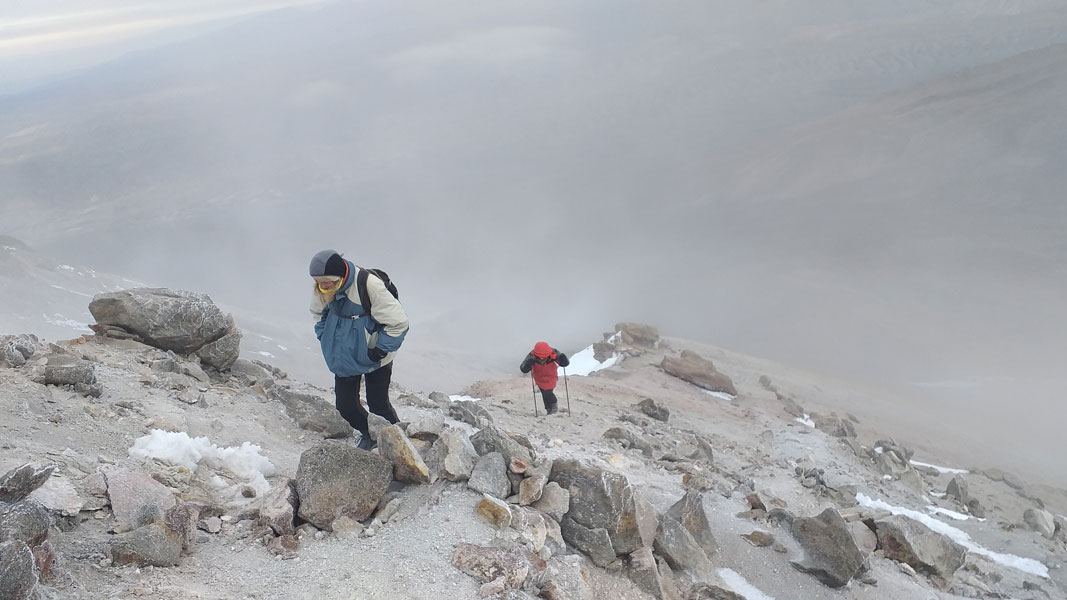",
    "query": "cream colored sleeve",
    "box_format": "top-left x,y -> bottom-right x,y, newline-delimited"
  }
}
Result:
366,274 -> 409,338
